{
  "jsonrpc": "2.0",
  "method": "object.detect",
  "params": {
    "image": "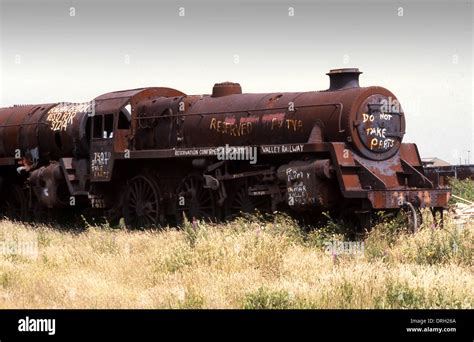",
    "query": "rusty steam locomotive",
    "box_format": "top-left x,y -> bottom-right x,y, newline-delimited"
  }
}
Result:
0,68 -> 450,229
